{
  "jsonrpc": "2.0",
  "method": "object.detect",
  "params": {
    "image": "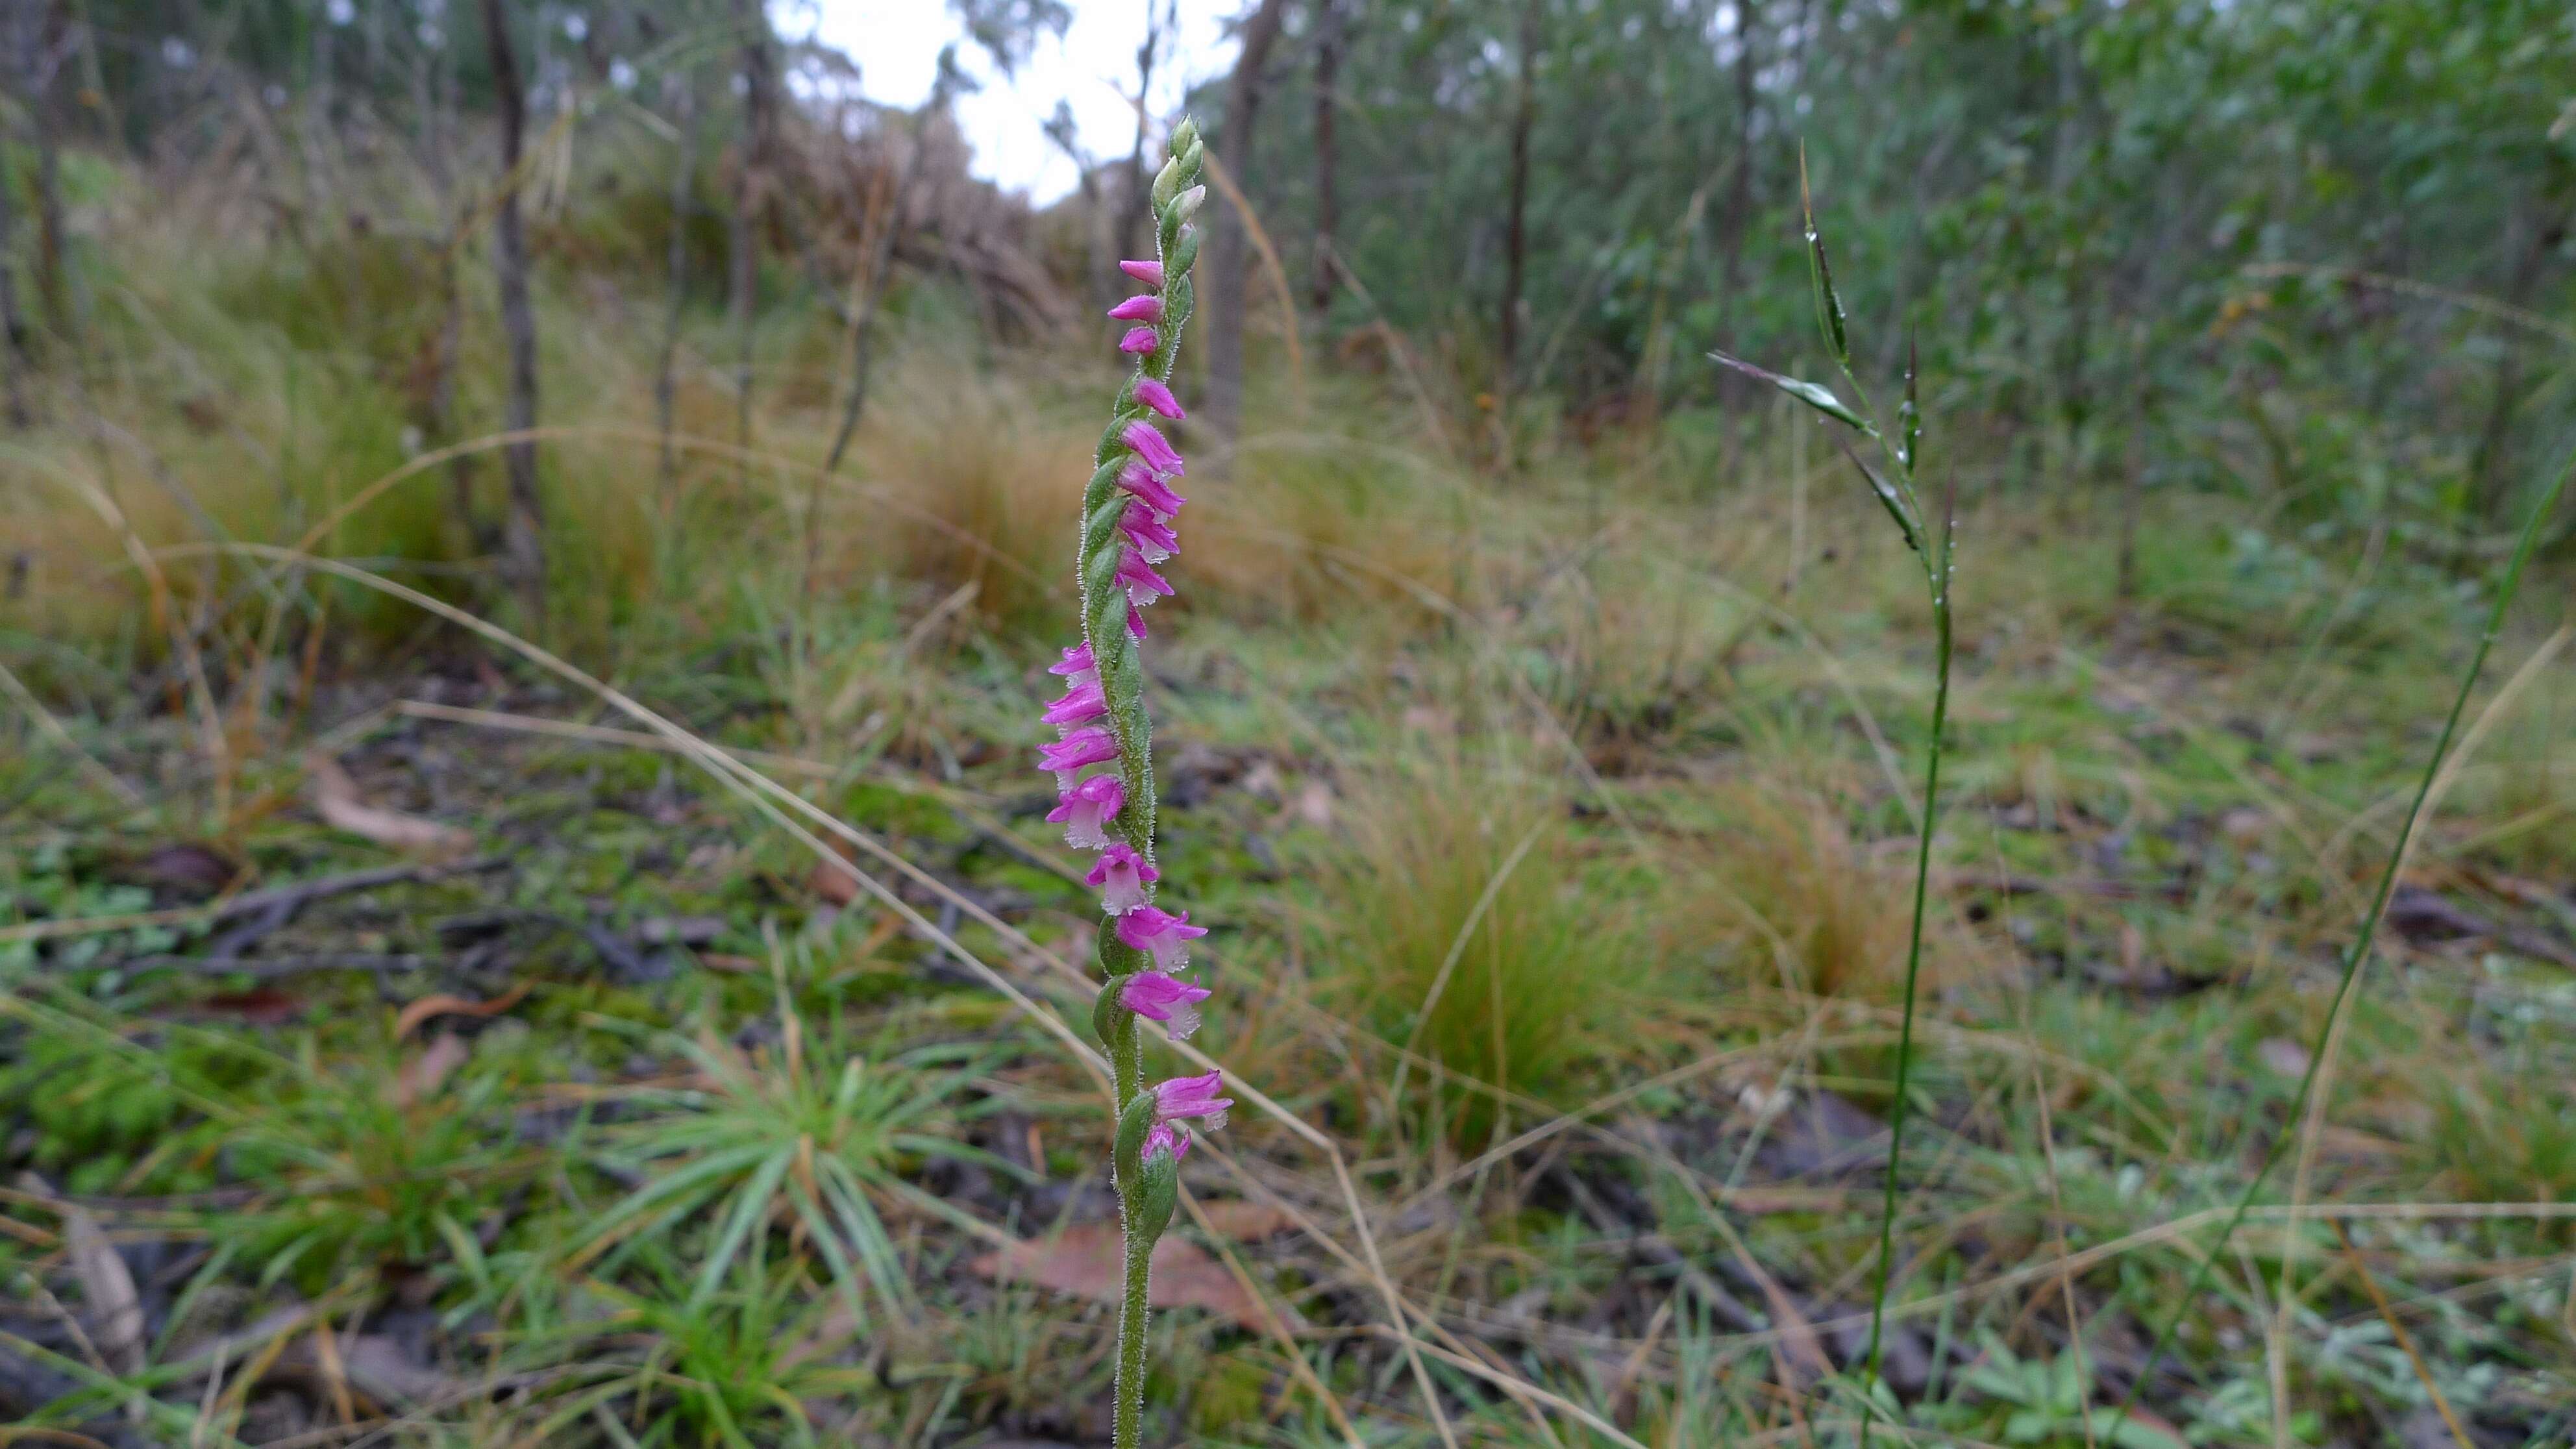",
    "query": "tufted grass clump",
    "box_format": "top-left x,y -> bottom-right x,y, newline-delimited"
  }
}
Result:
1318,754 -> 1636,1145
575,995 -> 1009,1331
